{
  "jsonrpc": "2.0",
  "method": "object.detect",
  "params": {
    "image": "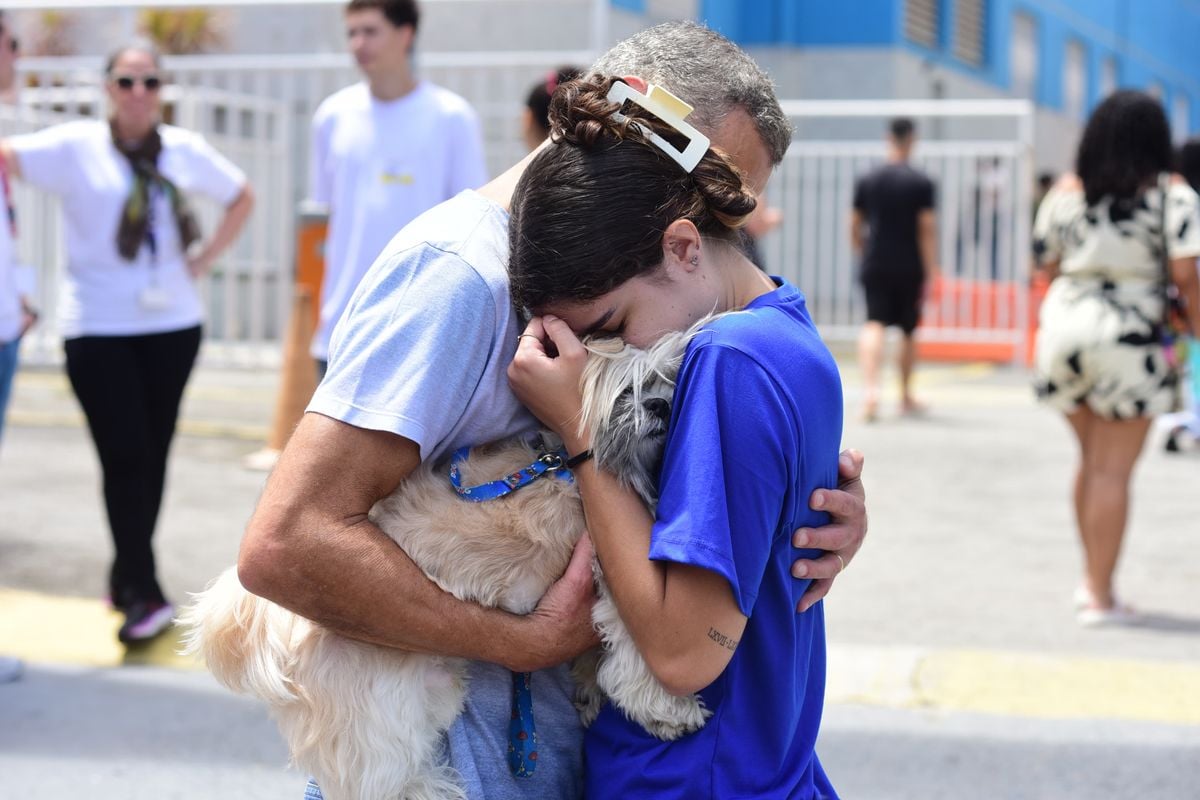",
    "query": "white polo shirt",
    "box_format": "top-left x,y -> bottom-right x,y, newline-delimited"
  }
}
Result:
10,120 -> 246,338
